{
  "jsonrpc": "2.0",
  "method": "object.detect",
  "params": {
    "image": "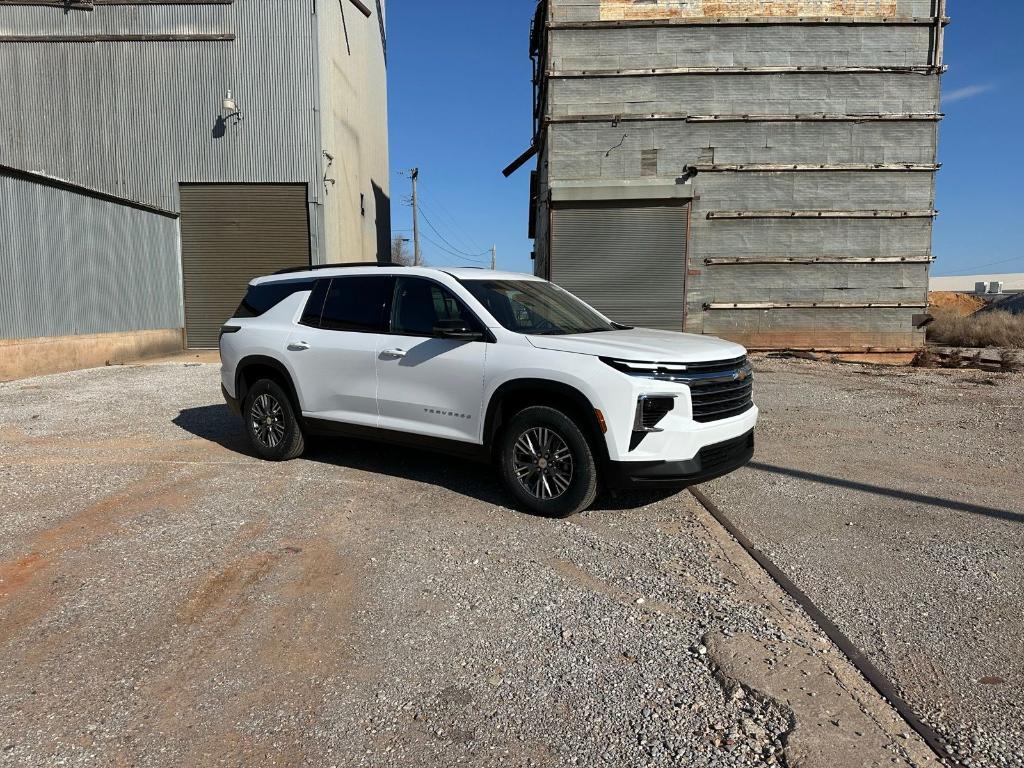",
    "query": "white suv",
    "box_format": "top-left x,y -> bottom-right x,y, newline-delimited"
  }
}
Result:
220,264 -> 757,515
